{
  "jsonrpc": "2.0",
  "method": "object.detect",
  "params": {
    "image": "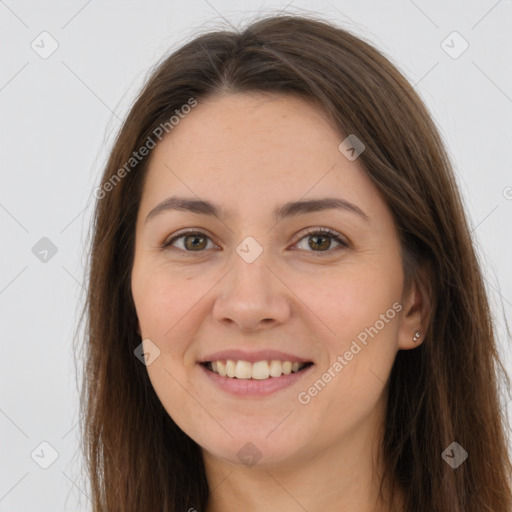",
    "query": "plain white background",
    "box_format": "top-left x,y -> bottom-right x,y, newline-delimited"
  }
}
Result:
1,1 -> 511,510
